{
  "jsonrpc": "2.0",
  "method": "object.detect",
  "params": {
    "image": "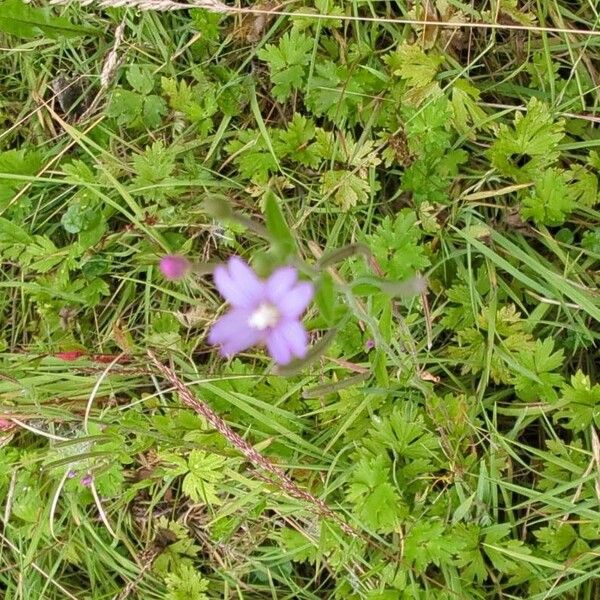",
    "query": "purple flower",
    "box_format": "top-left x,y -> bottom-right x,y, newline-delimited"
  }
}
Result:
159,255 -> 191,281
81,474 -> 93,487
208,257 -> 314,365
